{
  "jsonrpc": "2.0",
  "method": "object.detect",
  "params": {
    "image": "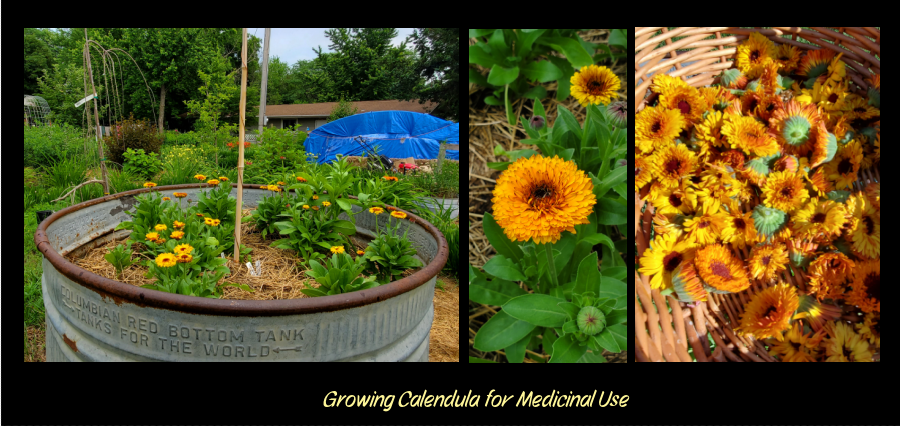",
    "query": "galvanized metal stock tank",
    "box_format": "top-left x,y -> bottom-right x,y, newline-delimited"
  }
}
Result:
35,185 -> 448,362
